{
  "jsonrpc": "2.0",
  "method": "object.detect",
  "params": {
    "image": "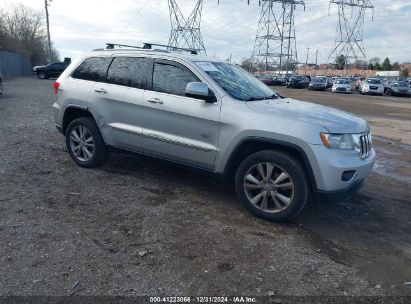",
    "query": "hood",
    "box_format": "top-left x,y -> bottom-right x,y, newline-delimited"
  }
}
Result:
334,83 -> 351,88
246,98 -> 368,134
